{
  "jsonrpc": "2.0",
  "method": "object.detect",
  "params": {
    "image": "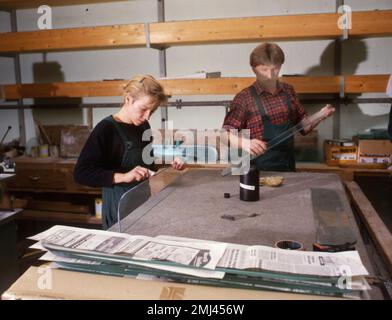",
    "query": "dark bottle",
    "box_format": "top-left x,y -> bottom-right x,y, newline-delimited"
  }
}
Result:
239,166 -> 260,201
